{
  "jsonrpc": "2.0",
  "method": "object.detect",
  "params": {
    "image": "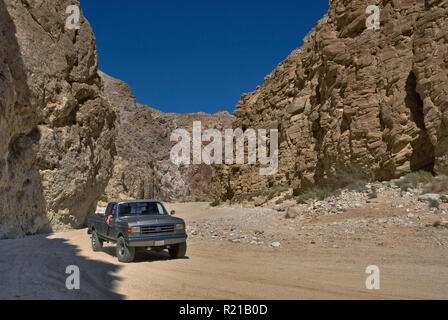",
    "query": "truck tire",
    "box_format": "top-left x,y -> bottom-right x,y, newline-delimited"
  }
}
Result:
91,230 -> 103,252
169,242 -> 187,259
116,236 -> 135,262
